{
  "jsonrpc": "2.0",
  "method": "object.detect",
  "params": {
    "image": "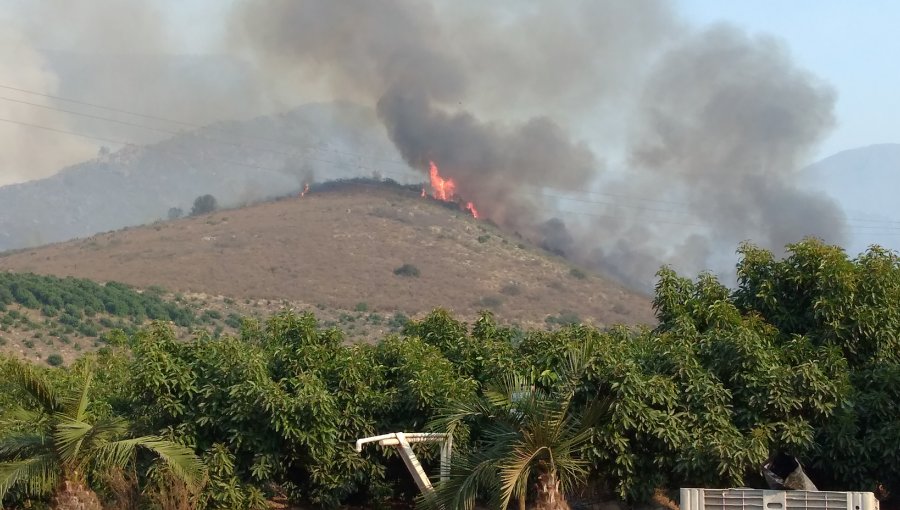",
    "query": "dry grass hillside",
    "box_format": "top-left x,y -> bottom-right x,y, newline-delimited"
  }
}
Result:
0,182 -> 654,328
